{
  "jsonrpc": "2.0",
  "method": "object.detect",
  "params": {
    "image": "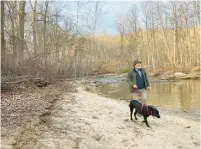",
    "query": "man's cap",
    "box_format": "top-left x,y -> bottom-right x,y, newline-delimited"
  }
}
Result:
133,60 -> 141,66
